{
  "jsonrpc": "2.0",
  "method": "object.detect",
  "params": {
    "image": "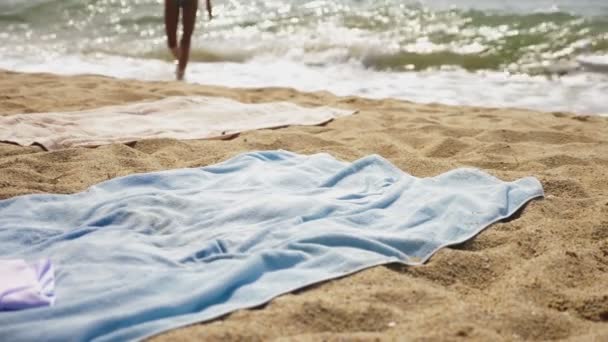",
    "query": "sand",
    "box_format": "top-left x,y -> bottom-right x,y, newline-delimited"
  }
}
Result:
1,69 -> 607,341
